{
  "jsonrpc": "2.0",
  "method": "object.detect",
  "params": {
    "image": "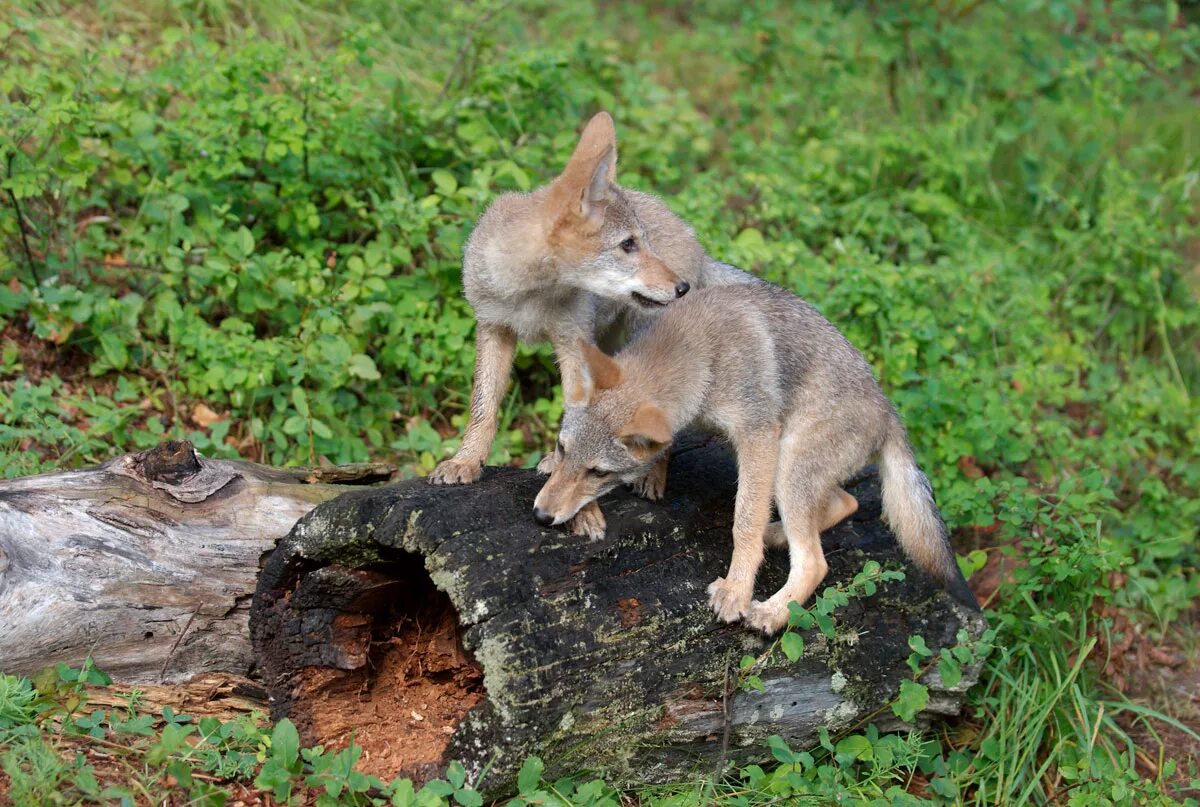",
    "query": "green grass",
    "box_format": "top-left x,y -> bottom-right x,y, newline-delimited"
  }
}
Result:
2,0 -> 1200,804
